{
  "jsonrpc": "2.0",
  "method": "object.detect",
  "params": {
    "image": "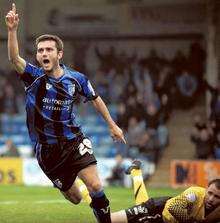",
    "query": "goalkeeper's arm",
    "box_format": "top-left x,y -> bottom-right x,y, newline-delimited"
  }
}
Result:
166,195 -> 195,223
